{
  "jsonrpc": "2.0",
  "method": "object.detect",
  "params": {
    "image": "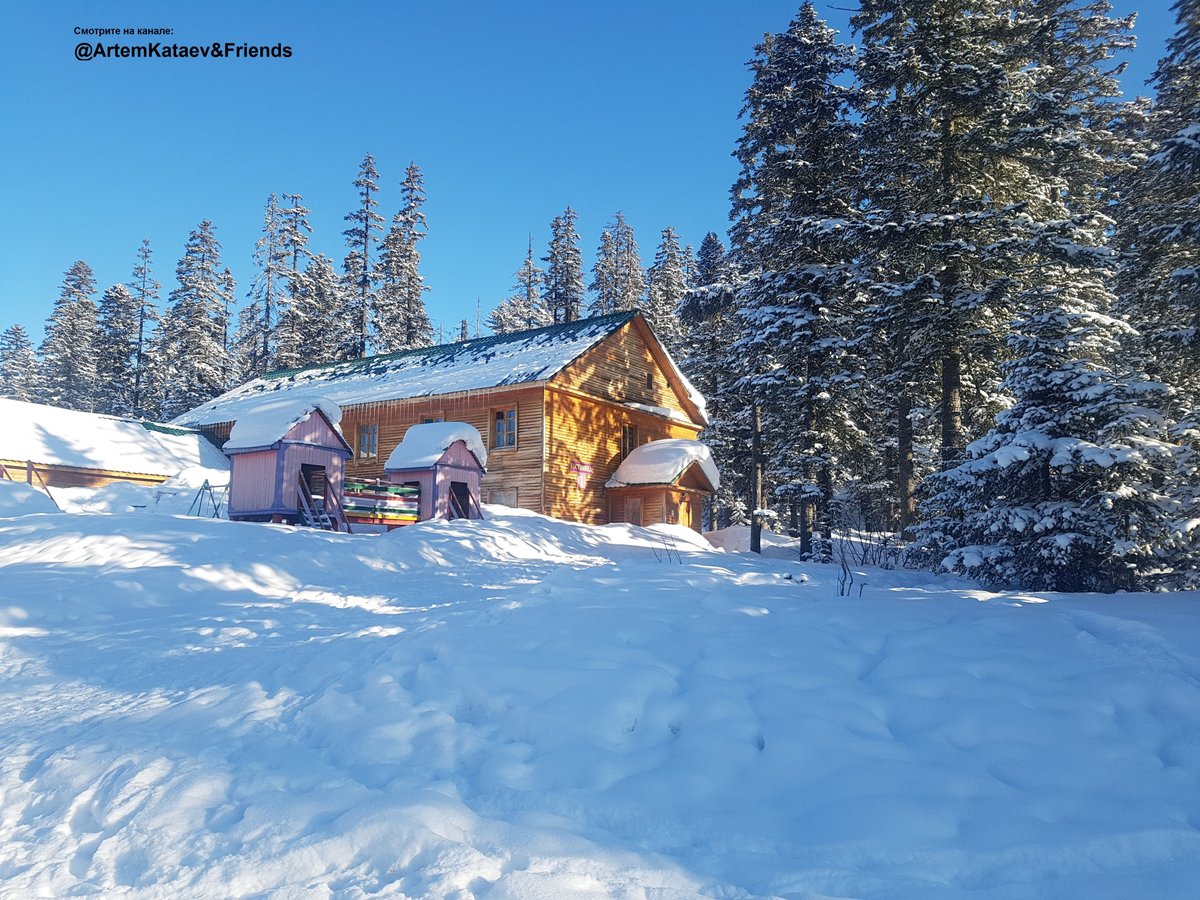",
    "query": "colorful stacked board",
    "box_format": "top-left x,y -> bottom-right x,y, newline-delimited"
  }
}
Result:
343,480 -> 419,528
